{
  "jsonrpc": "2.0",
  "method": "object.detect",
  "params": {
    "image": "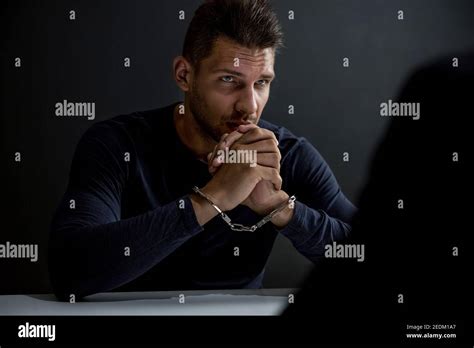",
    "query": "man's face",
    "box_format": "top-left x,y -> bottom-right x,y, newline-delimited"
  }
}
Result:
188,36 -> 275,142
